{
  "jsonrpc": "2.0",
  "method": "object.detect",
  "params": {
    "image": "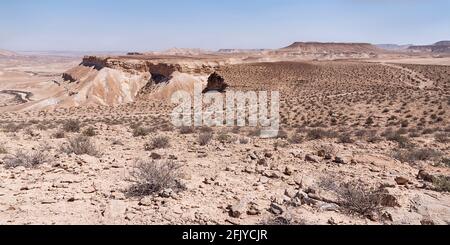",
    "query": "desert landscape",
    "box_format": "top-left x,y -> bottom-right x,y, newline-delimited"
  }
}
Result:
0,40 -> 449,225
